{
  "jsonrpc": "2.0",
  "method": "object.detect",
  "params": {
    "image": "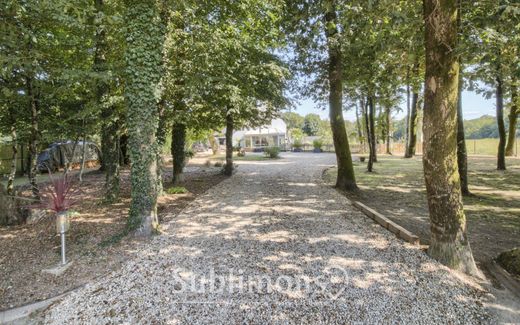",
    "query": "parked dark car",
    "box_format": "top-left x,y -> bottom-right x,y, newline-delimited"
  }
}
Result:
37,141 -> 101,172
